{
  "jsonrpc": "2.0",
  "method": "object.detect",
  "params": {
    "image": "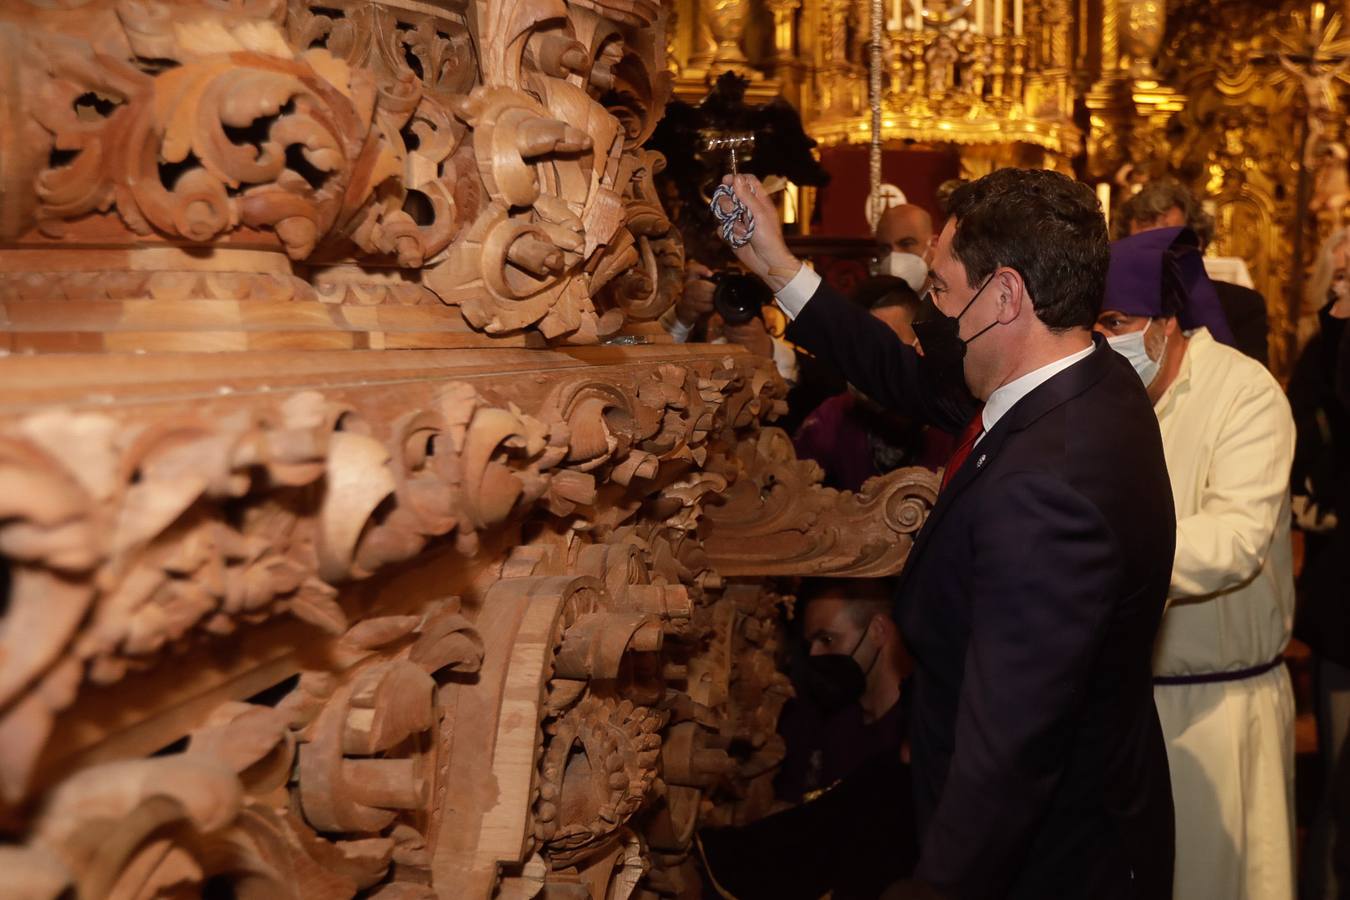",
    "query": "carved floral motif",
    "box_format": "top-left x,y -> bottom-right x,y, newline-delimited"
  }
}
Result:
0,0 -> 682,345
